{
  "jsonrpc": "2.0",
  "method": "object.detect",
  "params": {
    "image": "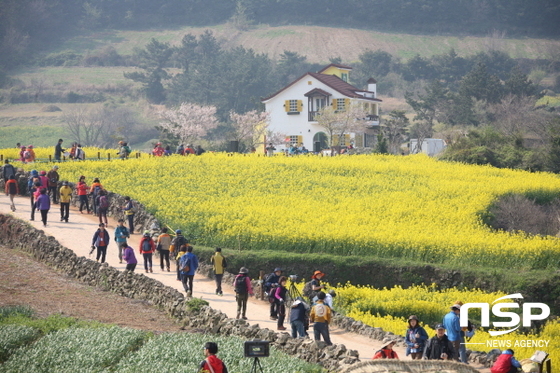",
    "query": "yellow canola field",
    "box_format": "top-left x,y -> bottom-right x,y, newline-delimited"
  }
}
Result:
13,150 -> 560,269
333,283 -> 559,367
